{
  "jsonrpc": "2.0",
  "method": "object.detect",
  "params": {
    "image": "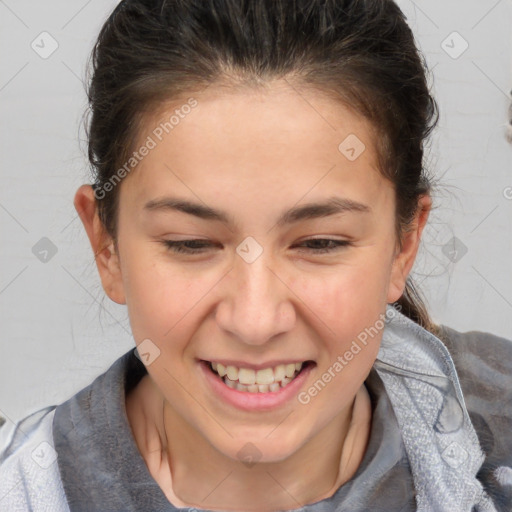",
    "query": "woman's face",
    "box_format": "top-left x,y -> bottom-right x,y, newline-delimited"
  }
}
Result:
82,81 -> 422,463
